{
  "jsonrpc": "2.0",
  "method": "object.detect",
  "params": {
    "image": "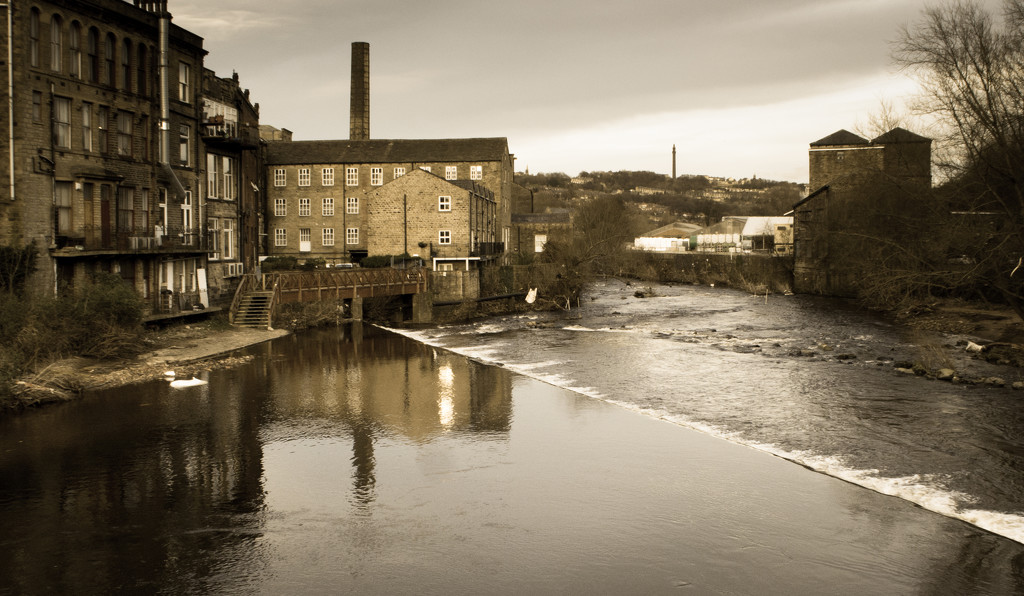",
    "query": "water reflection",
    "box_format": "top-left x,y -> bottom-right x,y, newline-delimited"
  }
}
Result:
0,323 -> 512,594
